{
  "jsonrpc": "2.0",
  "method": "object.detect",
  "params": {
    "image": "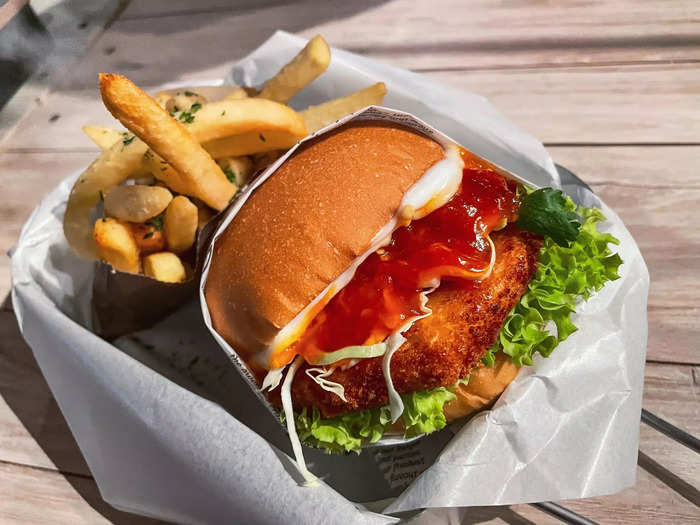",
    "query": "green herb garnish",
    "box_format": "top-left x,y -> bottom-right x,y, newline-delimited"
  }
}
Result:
184,91 -> 196,97
122,134 -> 135,146
516,188 -> 581,247
190,102 -> 202,113
223,167 -> 236,183
178,111 -> 194,124
143,231 -> 154,239
259,133 -> 266,142
146,214 -> 164,231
